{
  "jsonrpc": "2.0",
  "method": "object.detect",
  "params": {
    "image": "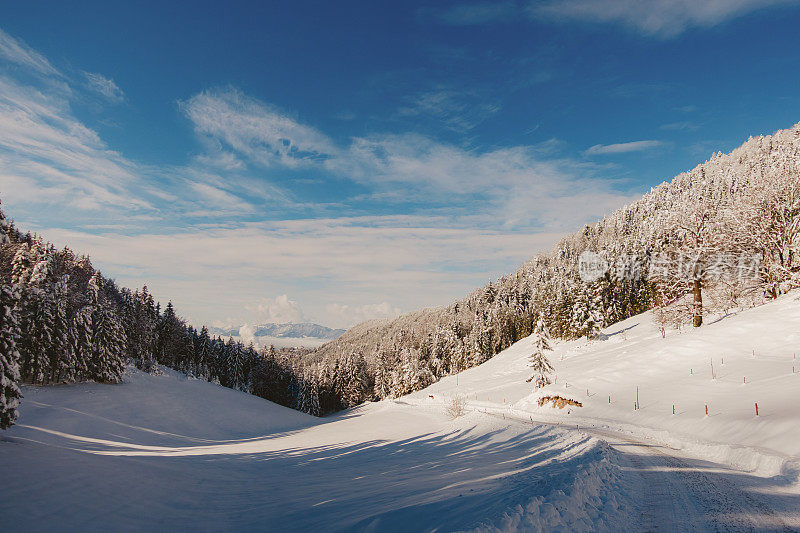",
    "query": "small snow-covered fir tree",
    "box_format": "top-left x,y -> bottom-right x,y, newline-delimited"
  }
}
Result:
526,316 -> 554,389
